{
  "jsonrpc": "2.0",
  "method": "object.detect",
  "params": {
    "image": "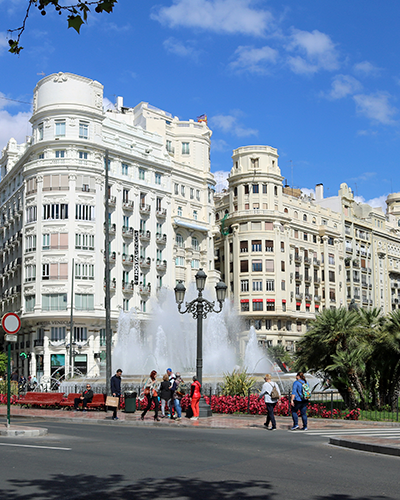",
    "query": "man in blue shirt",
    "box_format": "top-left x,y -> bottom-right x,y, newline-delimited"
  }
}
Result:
290,372 -> 308,430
